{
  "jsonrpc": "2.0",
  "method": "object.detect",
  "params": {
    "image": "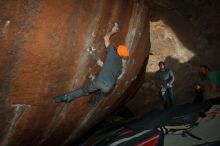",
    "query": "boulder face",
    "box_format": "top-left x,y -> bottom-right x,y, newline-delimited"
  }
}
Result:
0,0 -> 150,146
